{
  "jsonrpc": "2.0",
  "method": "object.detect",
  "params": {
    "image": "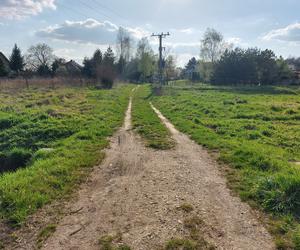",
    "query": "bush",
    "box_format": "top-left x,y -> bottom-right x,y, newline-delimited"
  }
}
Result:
0,148 -> 32,173
0,116 -> 19,130
256,172 -> 300,216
